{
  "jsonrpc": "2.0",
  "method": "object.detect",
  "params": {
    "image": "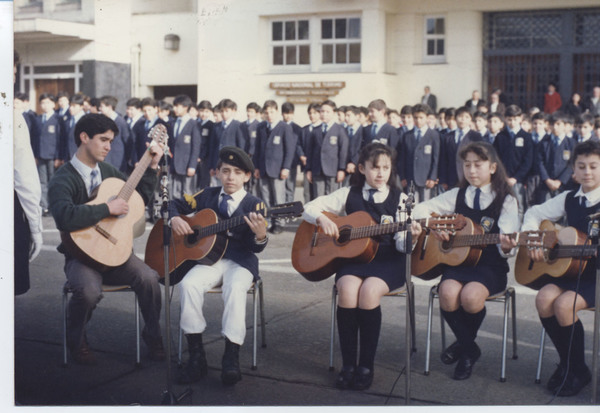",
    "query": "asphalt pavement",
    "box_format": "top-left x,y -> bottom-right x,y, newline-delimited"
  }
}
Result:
12,189 -> 600,409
